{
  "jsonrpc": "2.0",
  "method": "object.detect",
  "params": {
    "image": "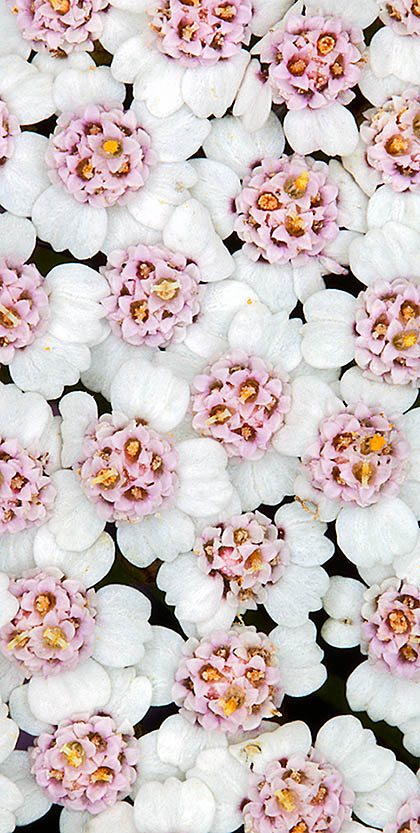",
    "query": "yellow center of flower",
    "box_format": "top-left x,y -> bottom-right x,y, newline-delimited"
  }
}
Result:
293,171 -> 309,192
392,330 -> 419,350
222,696 -> 239,716
0,303 -> 20,328
102,139 -> 123,156
61,741 -> 86,767
151,279 -> 180,301
369,433 -> 387,452
43,626 -> 68,649
49,0 -> 70,13
275,789 -> 296,811
91,467 -> 119,488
